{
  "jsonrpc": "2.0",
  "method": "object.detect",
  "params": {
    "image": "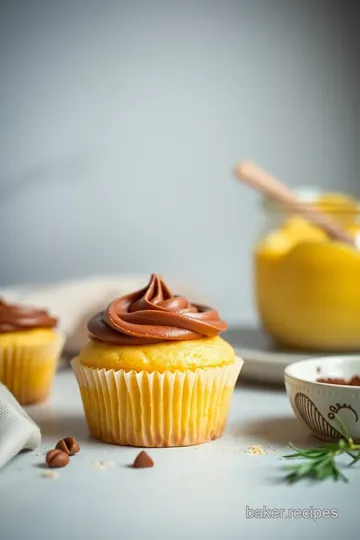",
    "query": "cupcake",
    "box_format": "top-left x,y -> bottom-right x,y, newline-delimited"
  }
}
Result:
0,299 -> 64,405
71,274 -> 243,447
